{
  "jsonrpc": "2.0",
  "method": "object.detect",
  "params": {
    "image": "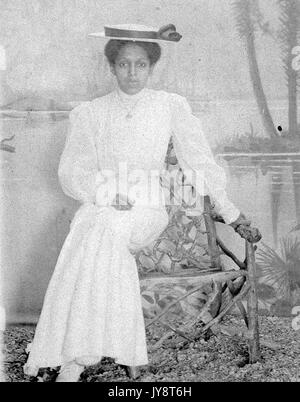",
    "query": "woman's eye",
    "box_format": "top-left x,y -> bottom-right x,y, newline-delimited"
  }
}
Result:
138,62 -> 147,68
119,62 -> 127,68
